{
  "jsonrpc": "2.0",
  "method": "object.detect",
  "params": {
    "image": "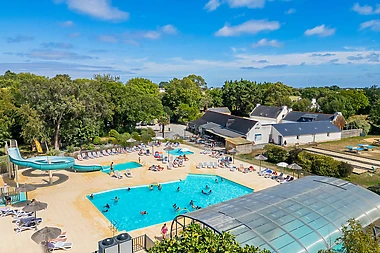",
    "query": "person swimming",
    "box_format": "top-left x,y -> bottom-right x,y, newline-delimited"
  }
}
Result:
149,185 -> 153,191
114,197 -> 119,202
127,187 -> 131,191
215,179 -> 218,183
191,204 -> 196,210
90,194 -> 94,199
196,206 -> 202,210
209,190 -> 212,194
102,209 -> 109,213
177,187 -> 180,192
175,207 -> 180,212
158,184 -> 162,190
205,185 -> 209,189
189,200 -> 194,206
104,204 -> 110,209
173,203 -> 177,209
140,211 -> 148,215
